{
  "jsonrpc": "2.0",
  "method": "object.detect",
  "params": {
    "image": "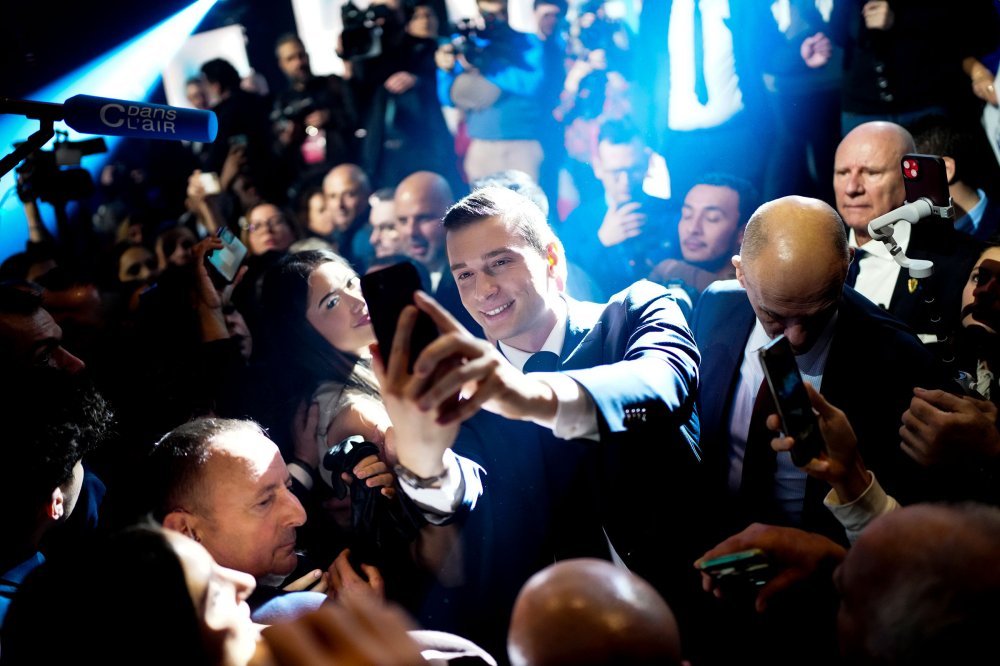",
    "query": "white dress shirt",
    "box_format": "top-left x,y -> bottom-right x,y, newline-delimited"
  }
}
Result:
727,312 -> 838,525
667,0 -> 745,131
849,221 -> 911,310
